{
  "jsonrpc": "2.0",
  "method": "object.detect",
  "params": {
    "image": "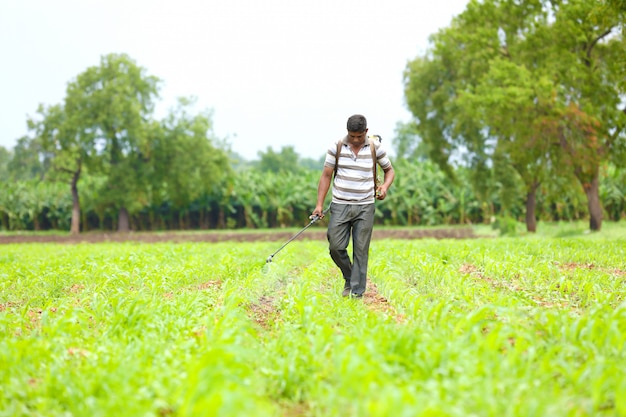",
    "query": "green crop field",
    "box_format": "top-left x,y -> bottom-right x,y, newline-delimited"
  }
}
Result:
1,223 -> 625,416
